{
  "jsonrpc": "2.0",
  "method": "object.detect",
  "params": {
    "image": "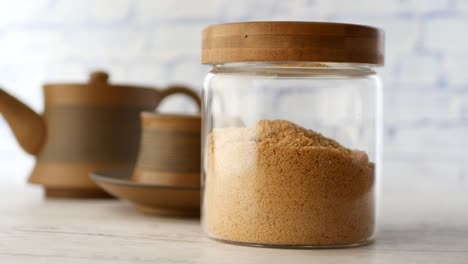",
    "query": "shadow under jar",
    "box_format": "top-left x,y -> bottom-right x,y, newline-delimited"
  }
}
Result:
201,21 -> 384,248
